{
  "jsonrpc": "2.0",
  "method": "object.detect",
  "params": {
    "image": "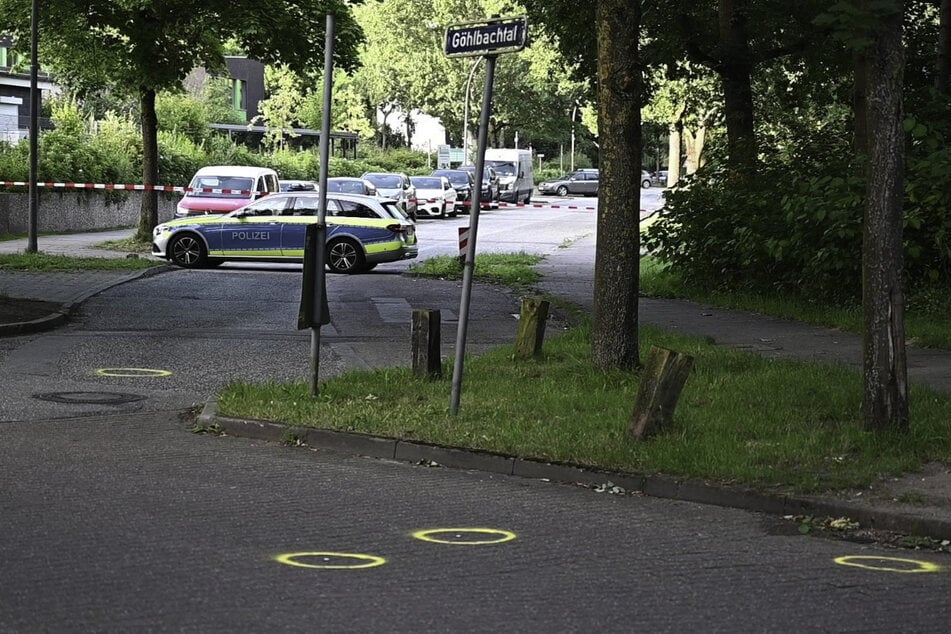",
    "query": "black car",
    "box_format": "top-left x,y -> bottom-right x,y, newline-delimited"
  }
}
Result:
457,165 -> 500,207
431,169 -> 475,213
